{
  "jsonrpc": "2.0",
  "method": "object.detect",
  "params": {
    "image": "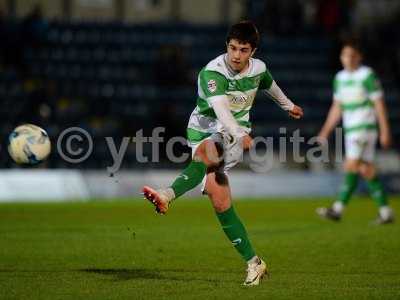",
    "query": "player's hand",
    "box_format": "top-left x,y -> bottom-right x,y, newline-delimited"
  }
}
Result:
316,133 -> 329,146
241,134 -> 253,150
380,131 -> 392,149
289,105 -> 303,119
